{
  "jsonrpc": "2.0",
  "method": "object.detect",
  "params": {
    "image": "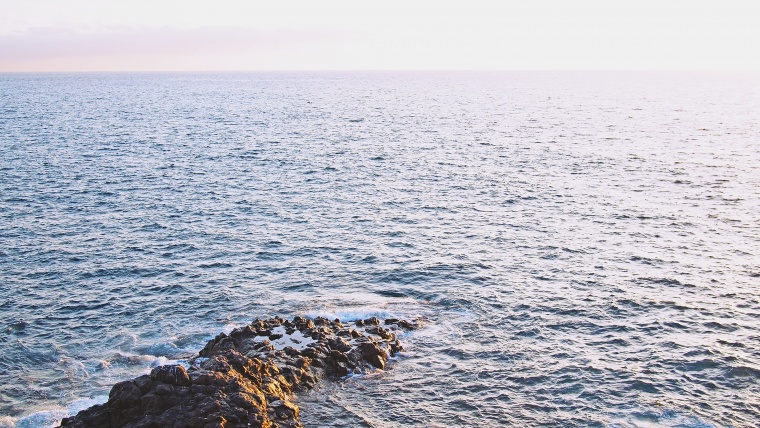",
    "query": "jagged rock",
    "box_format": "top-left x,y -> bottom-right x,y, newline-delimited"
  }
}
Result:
151,365 -> 191,386
59,315 -> 420,428
364,317 -> 380,326
397,320 -> 416,330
